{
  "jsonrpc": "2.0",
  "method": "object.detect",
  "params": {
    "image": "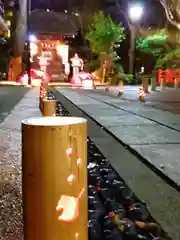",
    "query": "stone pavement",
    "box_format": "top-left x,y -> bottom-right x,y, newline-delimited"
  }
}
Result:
0,87 -> 41,240
96,86 -> 180,114
56,87 -> 180,186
